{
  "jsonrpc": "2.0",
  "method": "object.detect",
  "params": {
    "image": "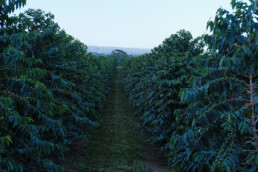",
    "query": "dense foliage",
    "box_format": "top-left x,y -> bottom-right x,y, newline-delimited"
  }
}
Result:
0,1 -> 116,171
123,0 -> 257,171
